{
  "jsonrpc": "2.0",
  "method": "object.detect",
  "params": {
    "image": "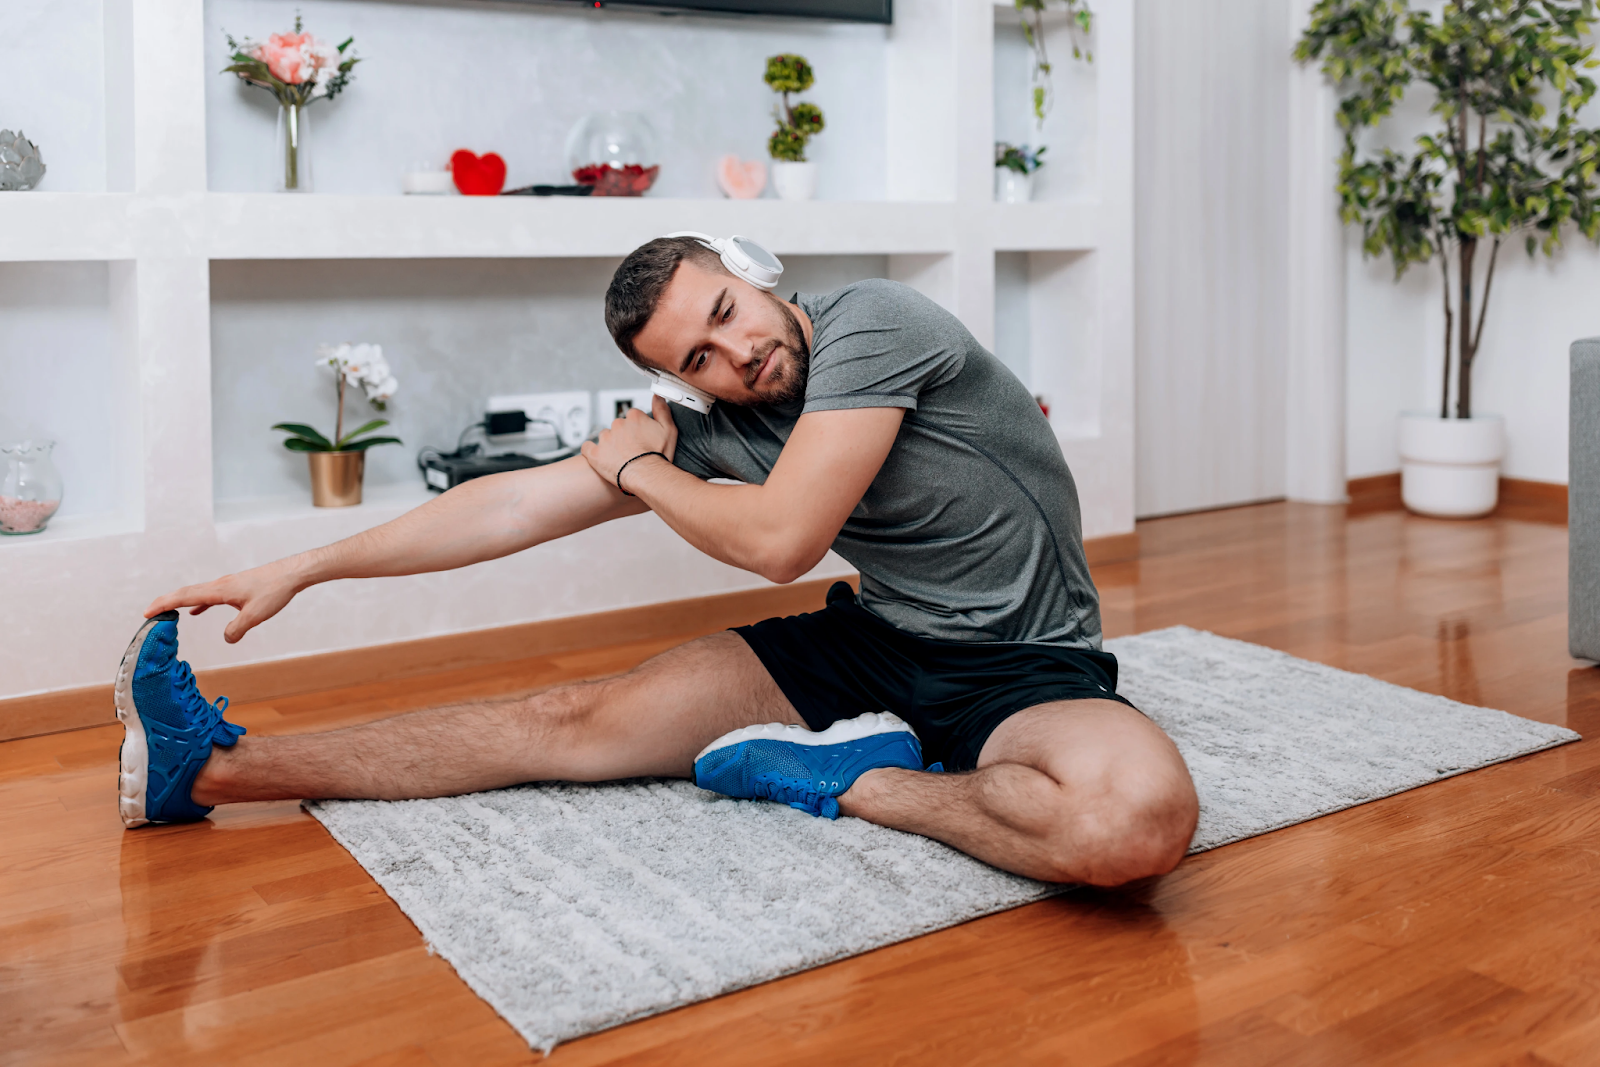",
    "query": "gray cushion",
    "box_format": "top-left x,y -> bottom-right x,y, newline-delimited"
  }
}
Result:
1571,338 -> 1600,660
